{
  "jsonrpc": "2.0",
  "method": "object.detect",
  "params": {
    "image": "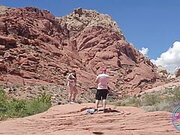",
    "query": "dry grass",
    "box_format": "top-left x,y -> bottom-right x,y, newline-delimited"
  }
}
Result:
112,86 -> 180,112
